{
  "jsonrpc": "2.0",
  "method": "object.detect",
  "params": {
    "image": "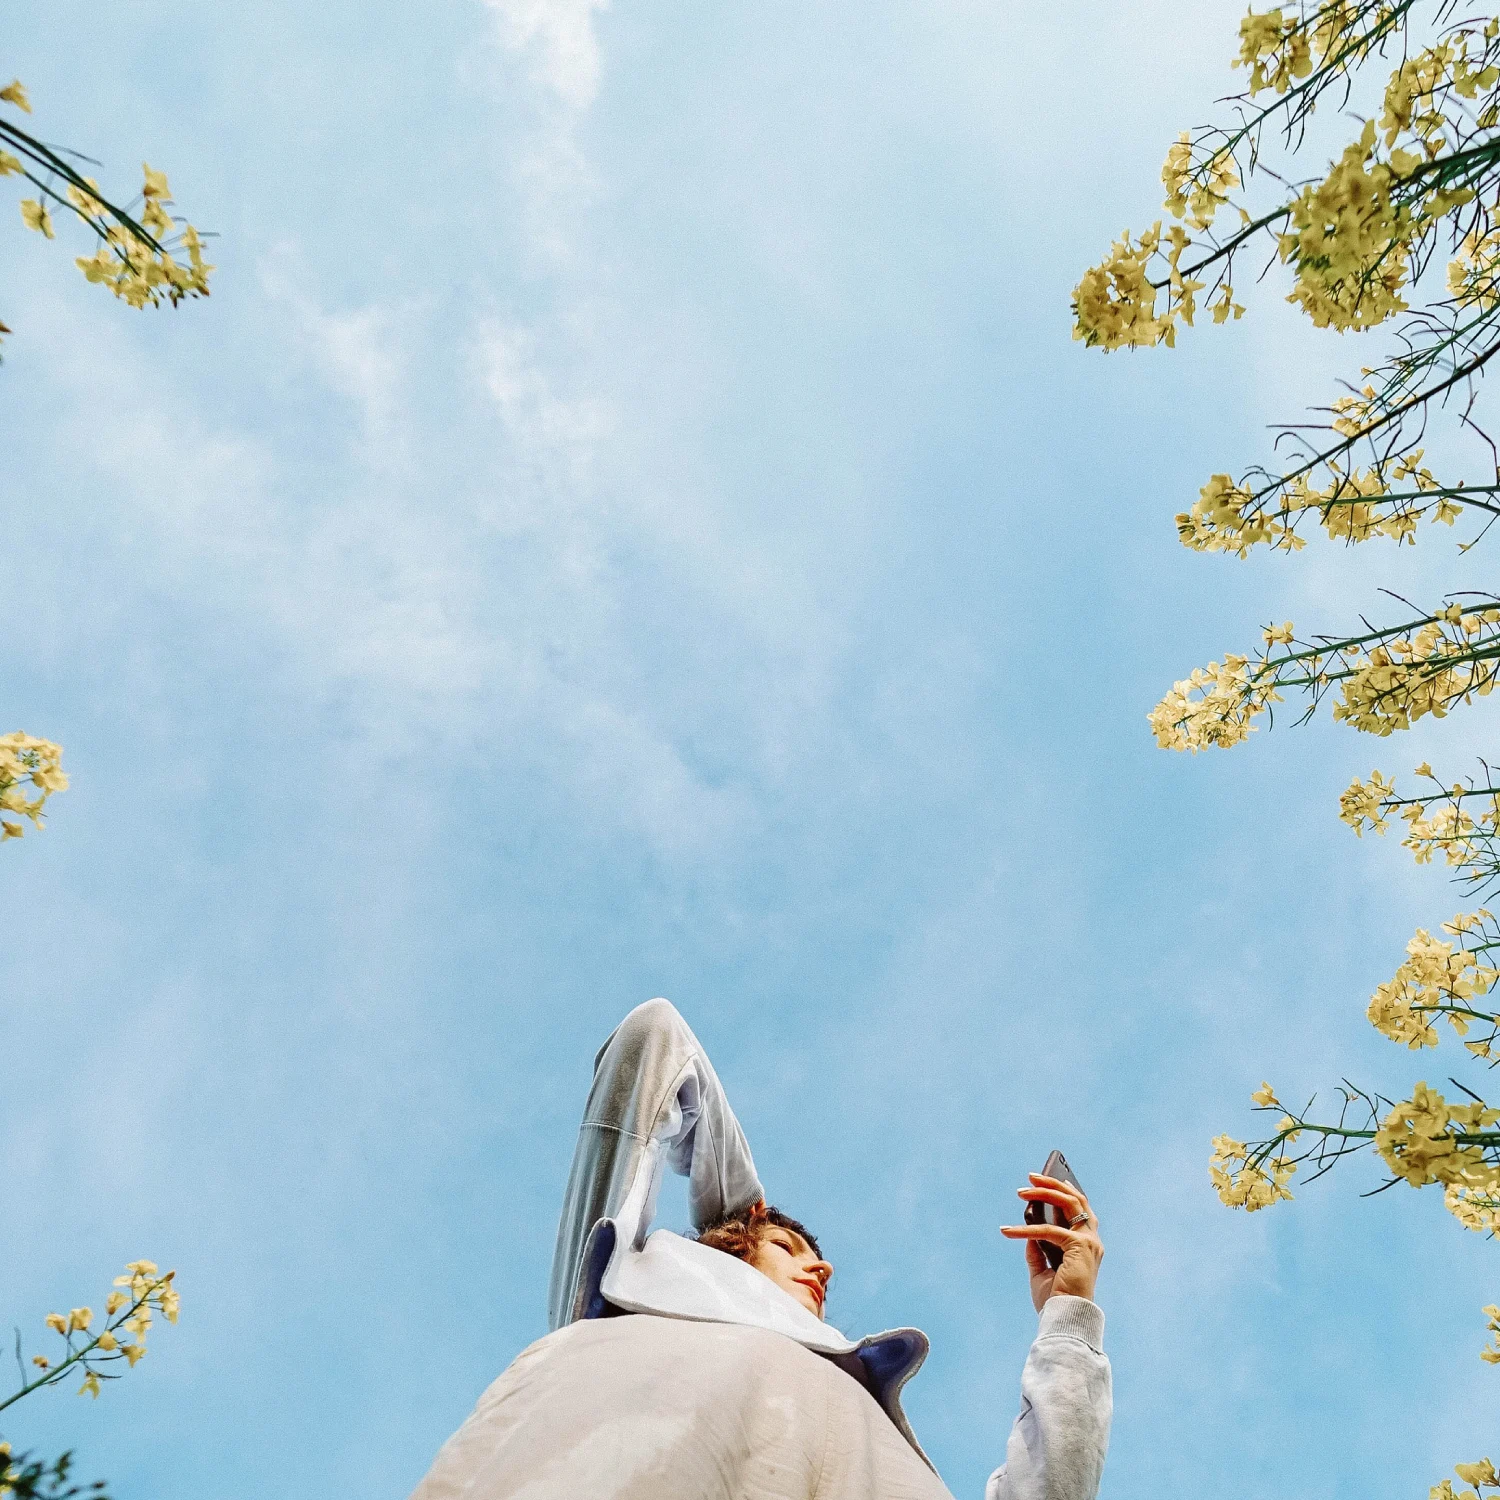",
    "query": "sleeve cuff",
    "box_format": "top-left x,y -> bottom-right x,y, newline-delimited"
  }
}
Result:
1037,1293 -> 1105,1351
